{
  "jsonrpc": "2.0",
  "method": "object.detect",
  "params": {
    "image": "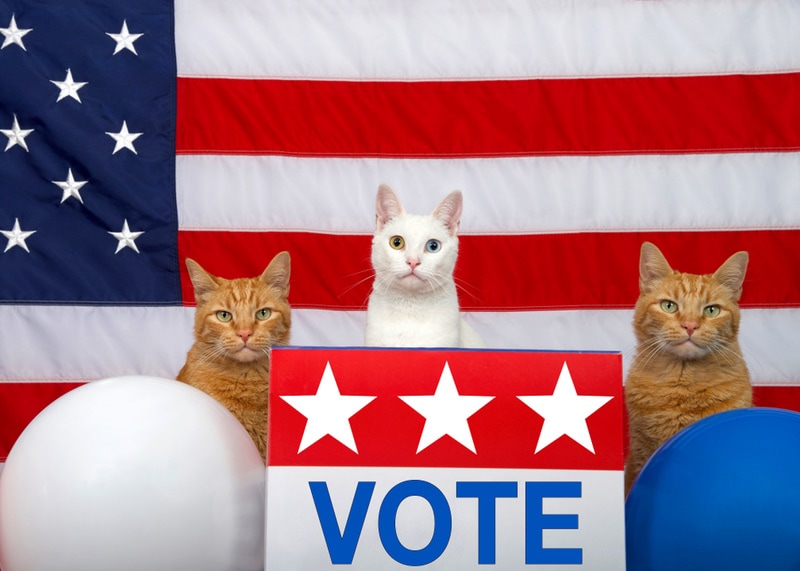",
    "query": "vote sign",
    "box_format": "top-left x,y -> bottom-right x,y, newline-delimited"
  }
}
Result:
265,348 -> 625,569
